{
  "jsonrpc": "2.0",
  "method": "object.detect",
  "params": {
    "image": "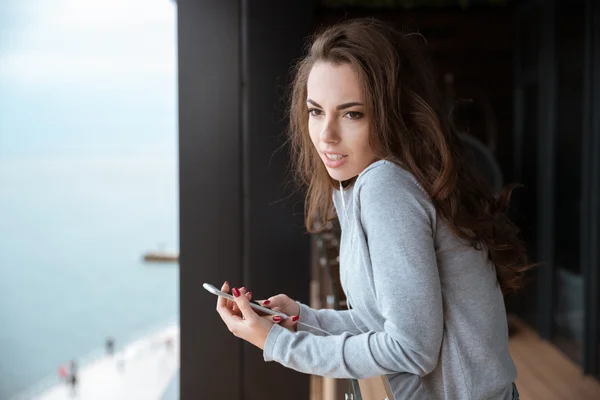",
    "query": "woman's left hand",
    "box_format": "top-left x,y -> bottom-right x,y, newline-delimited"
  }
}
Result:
216,281 -> 282,350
